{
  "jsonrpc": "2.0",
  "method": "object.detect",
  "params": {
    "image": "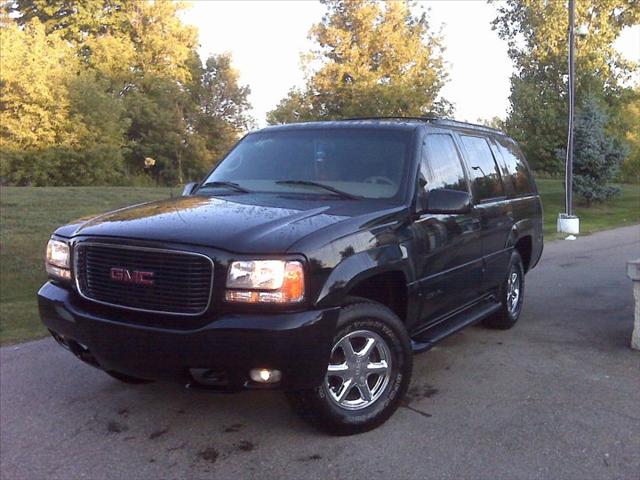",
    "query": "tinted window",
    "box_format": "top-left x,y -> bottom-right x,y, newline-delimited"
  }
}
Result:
460,135 -> 504,200
422,134 -> 468,192
495,138 -> 534,195
205,128 -> 412,199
